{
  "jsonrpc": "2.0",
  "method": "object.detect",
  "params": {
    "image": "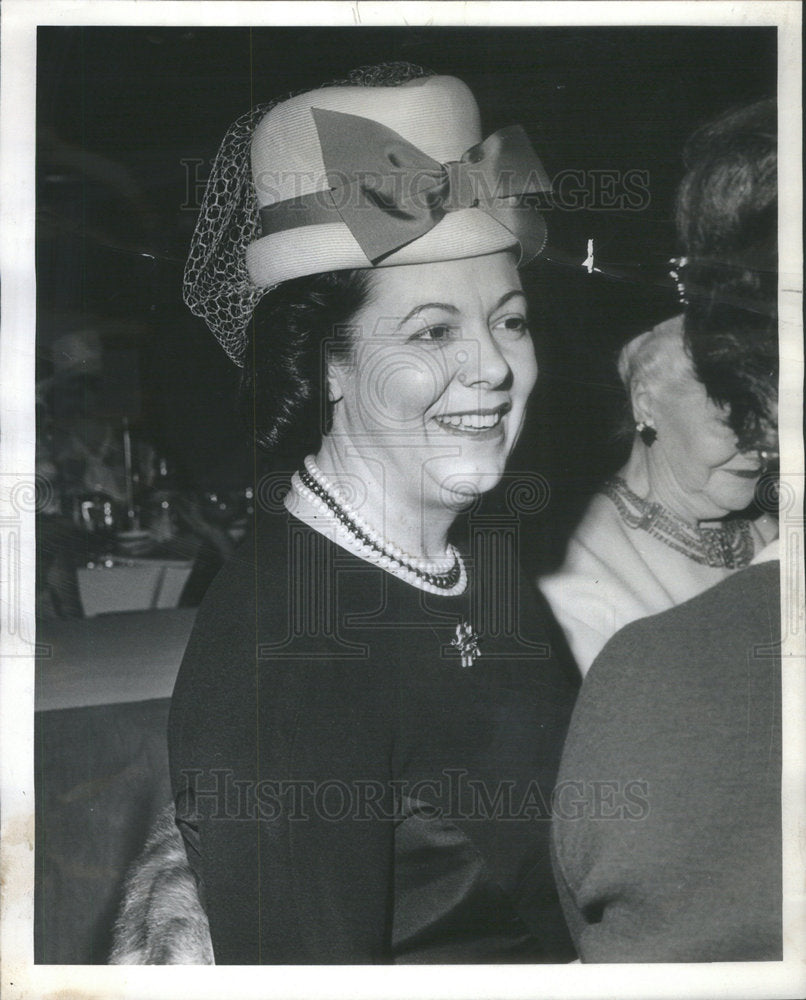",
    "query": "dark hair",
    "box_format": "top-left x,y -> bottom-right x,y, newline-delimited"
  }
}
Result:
676,99 -> 778,451
684,324 -> 777,453
676,99 -> 776,272
240,268 -> 374,458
